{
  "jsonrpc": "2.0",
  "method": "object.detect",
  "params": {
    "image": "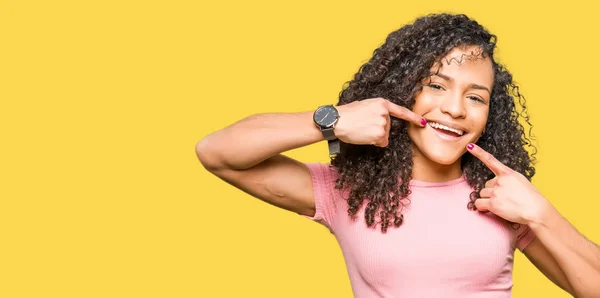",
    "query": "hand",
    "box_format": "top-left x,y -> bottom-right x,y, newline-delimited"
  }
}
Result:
467,143 -> 554,225
334,98 -> 426,147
